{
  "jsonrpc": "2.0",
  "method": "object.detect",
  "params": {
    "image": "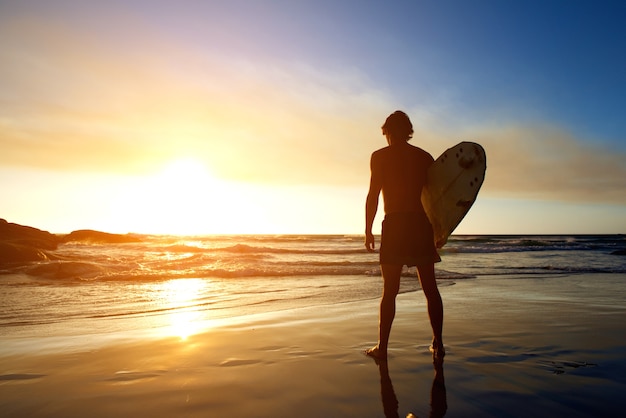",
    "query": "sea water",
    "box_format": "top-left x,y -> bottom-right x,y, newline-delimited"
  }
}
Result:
1,235 -> 624,352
